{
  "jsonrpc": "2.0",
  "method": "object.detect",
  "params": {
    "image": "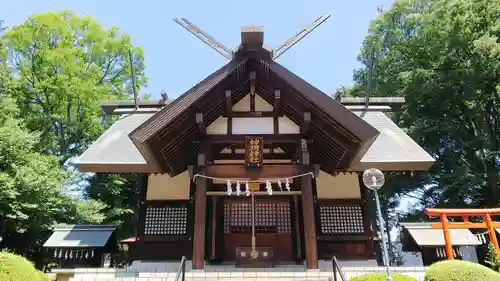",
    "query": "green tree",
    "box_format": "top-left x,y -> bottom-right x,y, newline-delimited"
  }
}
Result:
351,0 -> 500,220
2,11 -> 148,245
85,173 -> 142,238
3,10 -> 146,164
484,242 -> 500,271
0,31 -> 106,266
0,95 -> 106,266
